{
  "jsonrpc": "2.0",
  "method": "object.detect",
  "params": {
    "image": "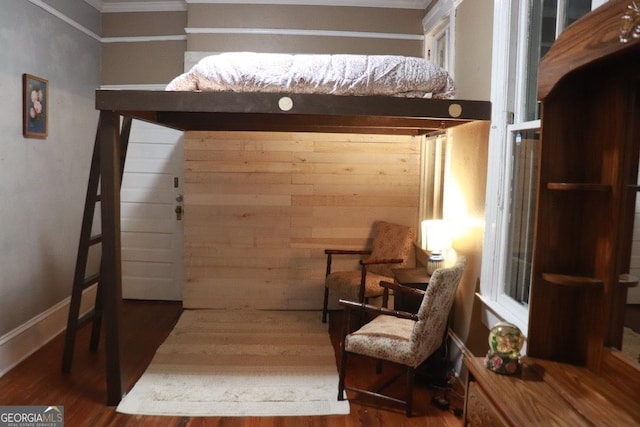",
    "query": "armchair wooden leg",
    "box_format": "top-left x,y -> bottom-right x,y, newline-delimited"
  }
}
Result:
338,343 -> 348,401
406,366 -> 415,417
322,286 -> 330,323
